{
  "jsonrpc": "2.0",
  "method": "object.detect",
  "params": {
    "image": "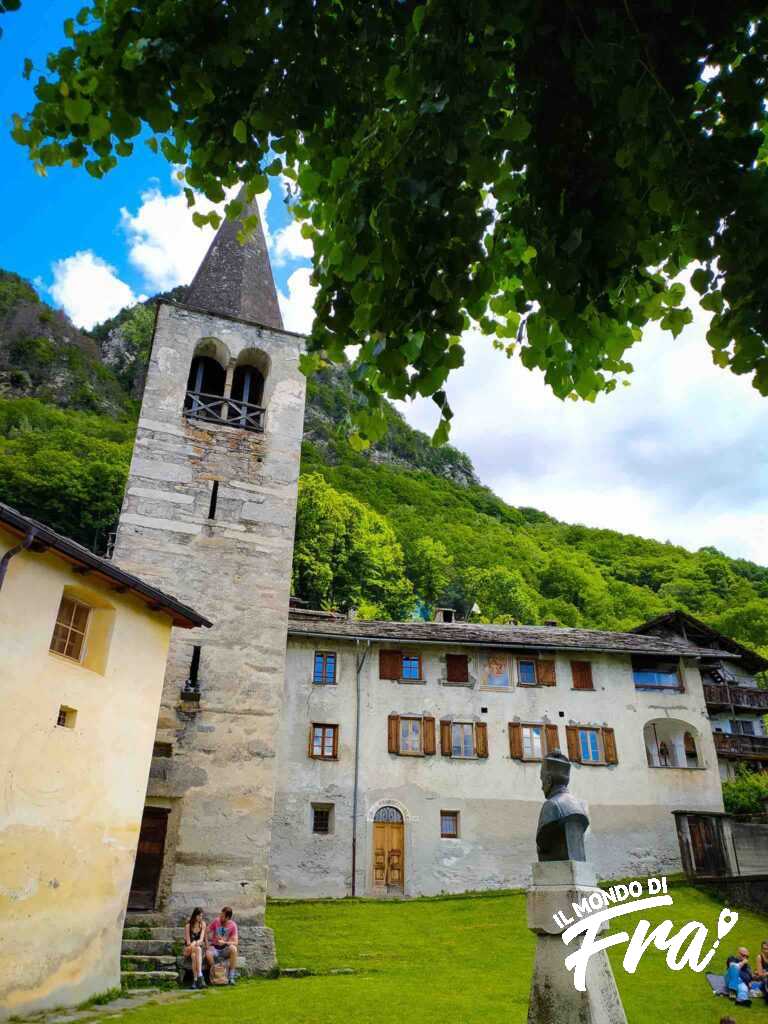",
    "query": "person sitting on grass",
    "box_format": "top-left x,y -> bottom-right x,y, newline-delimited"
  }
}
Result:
183,907 -> 207,989
720,1017 -> 737,1024
753,940 -> 768,1002
725,946 -> 752,1006
206,906 -> 239,985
